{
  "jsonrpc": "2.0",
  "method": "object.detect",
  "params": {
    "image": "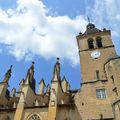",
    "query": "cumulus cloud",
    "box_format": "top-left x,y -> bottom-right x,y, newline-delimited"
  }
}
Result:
0,0 -> 120,66
0,0 -> 87,65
